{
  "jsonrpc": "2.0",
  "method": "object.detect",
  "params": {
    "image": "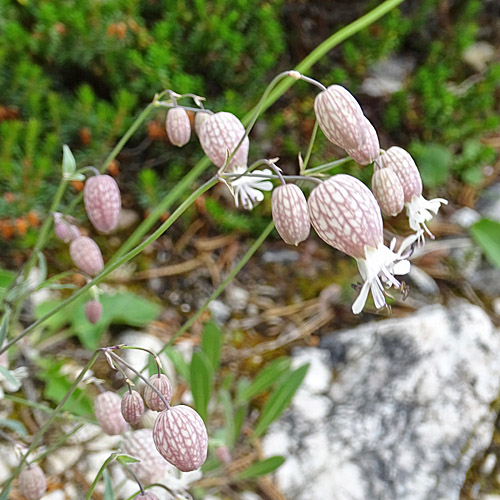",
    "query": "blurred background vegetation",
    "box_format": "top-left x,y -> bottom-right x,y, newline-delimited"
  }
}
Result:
1,0 -> 499,252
